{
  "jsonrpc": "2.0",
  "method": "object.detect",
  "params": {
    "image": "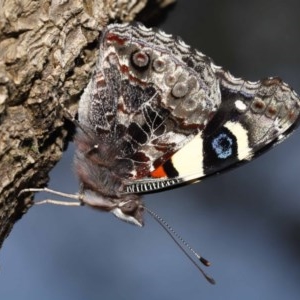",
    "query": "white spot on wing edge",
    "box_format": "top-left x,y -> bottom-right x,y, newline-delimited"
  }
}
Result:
177,38 -> 190,49
223,121 -> 253,161
157,29 -> 172,38
137,23 -> 152,32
